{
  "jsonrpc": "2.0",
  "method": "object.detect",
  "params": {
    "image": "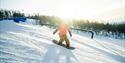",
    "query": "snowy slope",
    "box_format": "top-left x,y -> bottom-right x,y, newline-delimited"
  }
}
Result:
0,19 -> 125,63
